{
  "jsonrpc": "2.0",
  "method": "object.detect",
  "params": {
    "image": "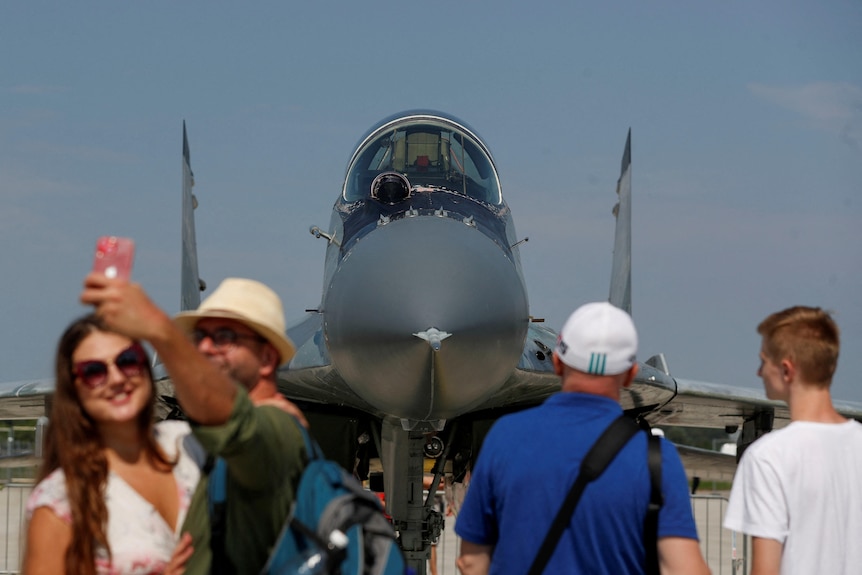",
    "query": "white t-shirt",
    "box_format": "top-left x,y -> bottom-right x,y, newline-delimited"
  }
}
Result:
724,419 -> 862,575
27,421 -> 202,575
